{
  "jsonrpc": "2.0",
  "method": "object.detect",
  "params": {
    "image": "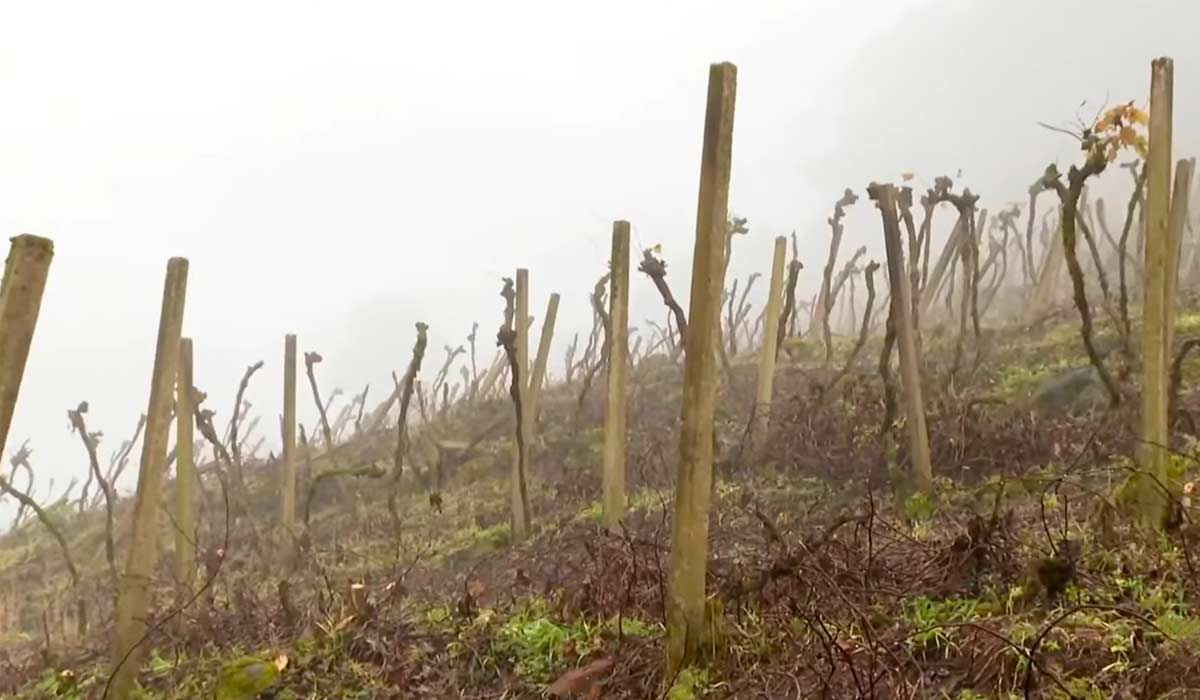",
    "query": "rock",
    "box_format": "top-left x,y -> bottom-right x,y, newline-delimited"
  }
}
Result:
1033,366 -> 1107,417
